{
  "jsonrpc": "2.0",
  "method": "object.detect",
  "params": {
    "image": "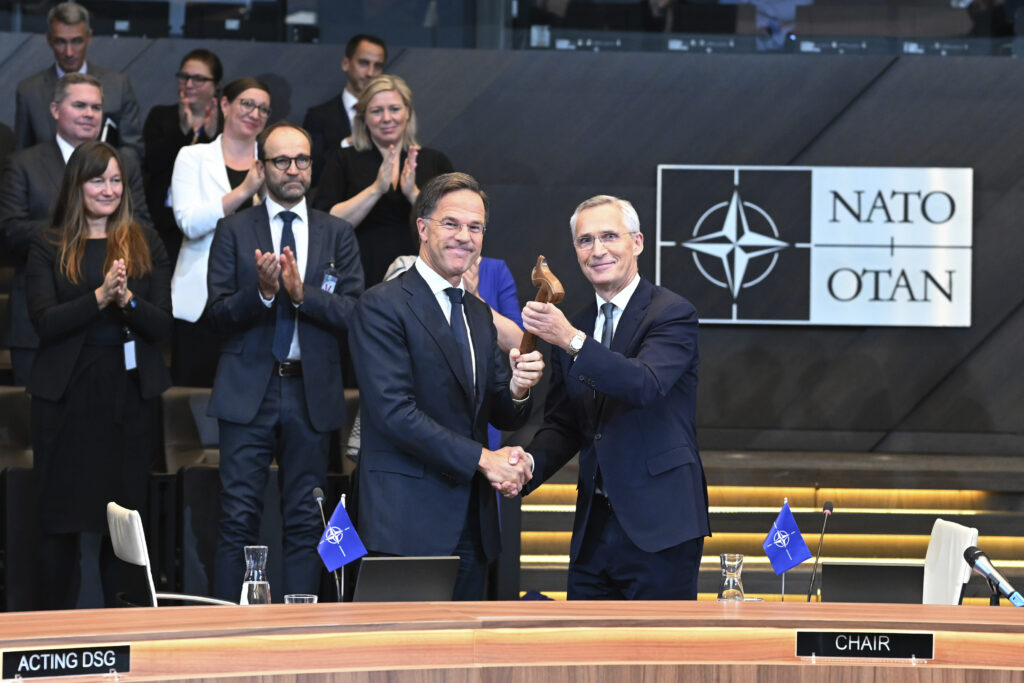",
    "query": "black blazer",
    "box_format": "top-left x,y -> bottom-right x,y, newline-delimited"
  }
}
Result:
302,93 -> 351,189
142,103 -> 220,257
0,141 -> 153,350
25,227 -> 173,401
